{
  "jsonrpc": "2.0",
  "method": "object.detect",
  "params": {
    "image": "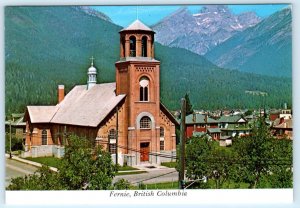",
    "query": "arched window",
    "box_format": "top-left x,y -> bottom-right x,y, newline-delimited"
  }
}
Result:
140,116 -> 151,129
108,129 -> 116,154
121,37 -> 125,57
141,36 -> 148,57
139,76 -> 149,101
160,127 -> 165,138
129,36 -> 136,57
42,129 -> 47,145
